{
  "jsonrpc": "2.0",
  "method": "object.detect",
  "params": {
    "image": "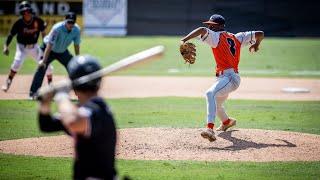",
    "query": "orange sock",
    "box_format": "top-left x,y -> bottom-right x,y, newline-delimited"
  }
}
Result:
207,123 -> 214,129
223,119 -> 231,125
